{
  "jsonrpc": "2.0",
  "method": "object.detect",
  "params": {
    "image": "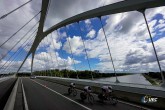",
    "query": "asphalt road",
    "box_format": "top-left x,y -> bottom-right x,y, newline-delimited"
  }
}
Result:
22,78 -> 143,110
0,78 -> 16,109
